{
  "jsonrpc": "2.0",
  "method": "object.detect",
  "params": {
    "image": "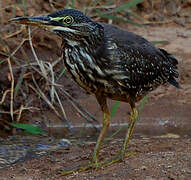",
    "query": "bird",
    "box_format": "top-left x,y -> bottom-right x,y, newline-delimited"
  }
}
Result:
10,9 -> 180,174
